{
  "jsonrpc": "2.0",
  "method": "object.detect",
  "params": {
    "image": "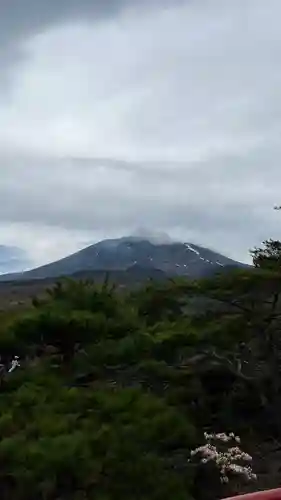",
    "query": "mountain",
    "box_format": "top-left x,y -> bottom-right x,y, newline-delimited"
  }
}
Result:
0,236 -> 248,282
